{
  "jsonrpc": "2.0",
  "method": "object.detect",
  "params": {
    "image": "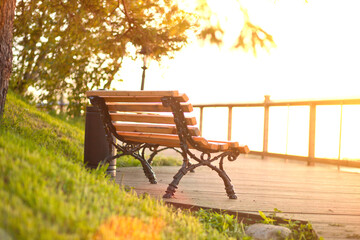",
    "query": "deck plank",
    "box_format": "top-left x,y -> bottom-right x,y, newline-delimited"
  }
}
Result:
115,155 -> 360,240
